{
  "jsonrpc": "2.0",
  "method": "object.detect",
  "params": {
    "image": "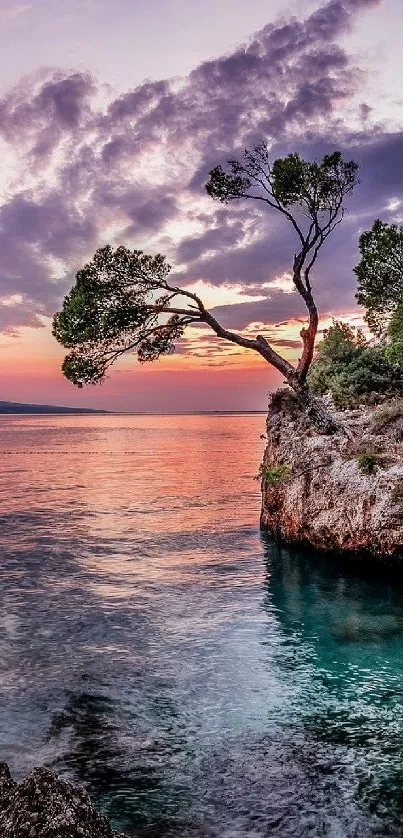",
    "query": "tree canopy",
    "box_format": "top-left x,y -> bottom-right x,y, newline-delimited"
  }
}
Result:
207,146 -> 359,383
207,147 -> 358,219
53,145 -> 359,431
355,220 -> 403,336
53,246 -> 188,386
